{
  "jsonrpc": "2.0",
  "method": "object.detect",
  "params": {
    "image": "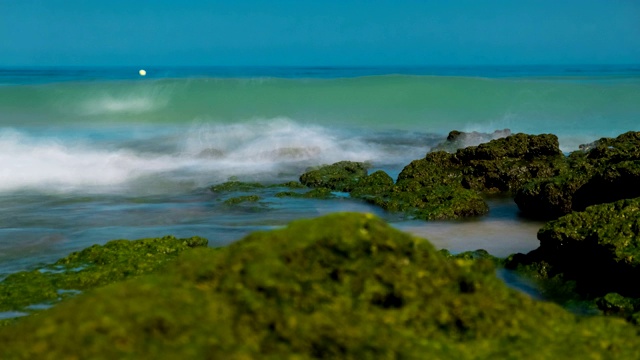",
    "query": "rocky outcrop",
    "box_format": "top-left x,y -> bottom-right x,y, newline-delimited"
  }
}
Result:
515,131 -> 640,219
507,197 -> 640,302
299,161 -> 368,192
